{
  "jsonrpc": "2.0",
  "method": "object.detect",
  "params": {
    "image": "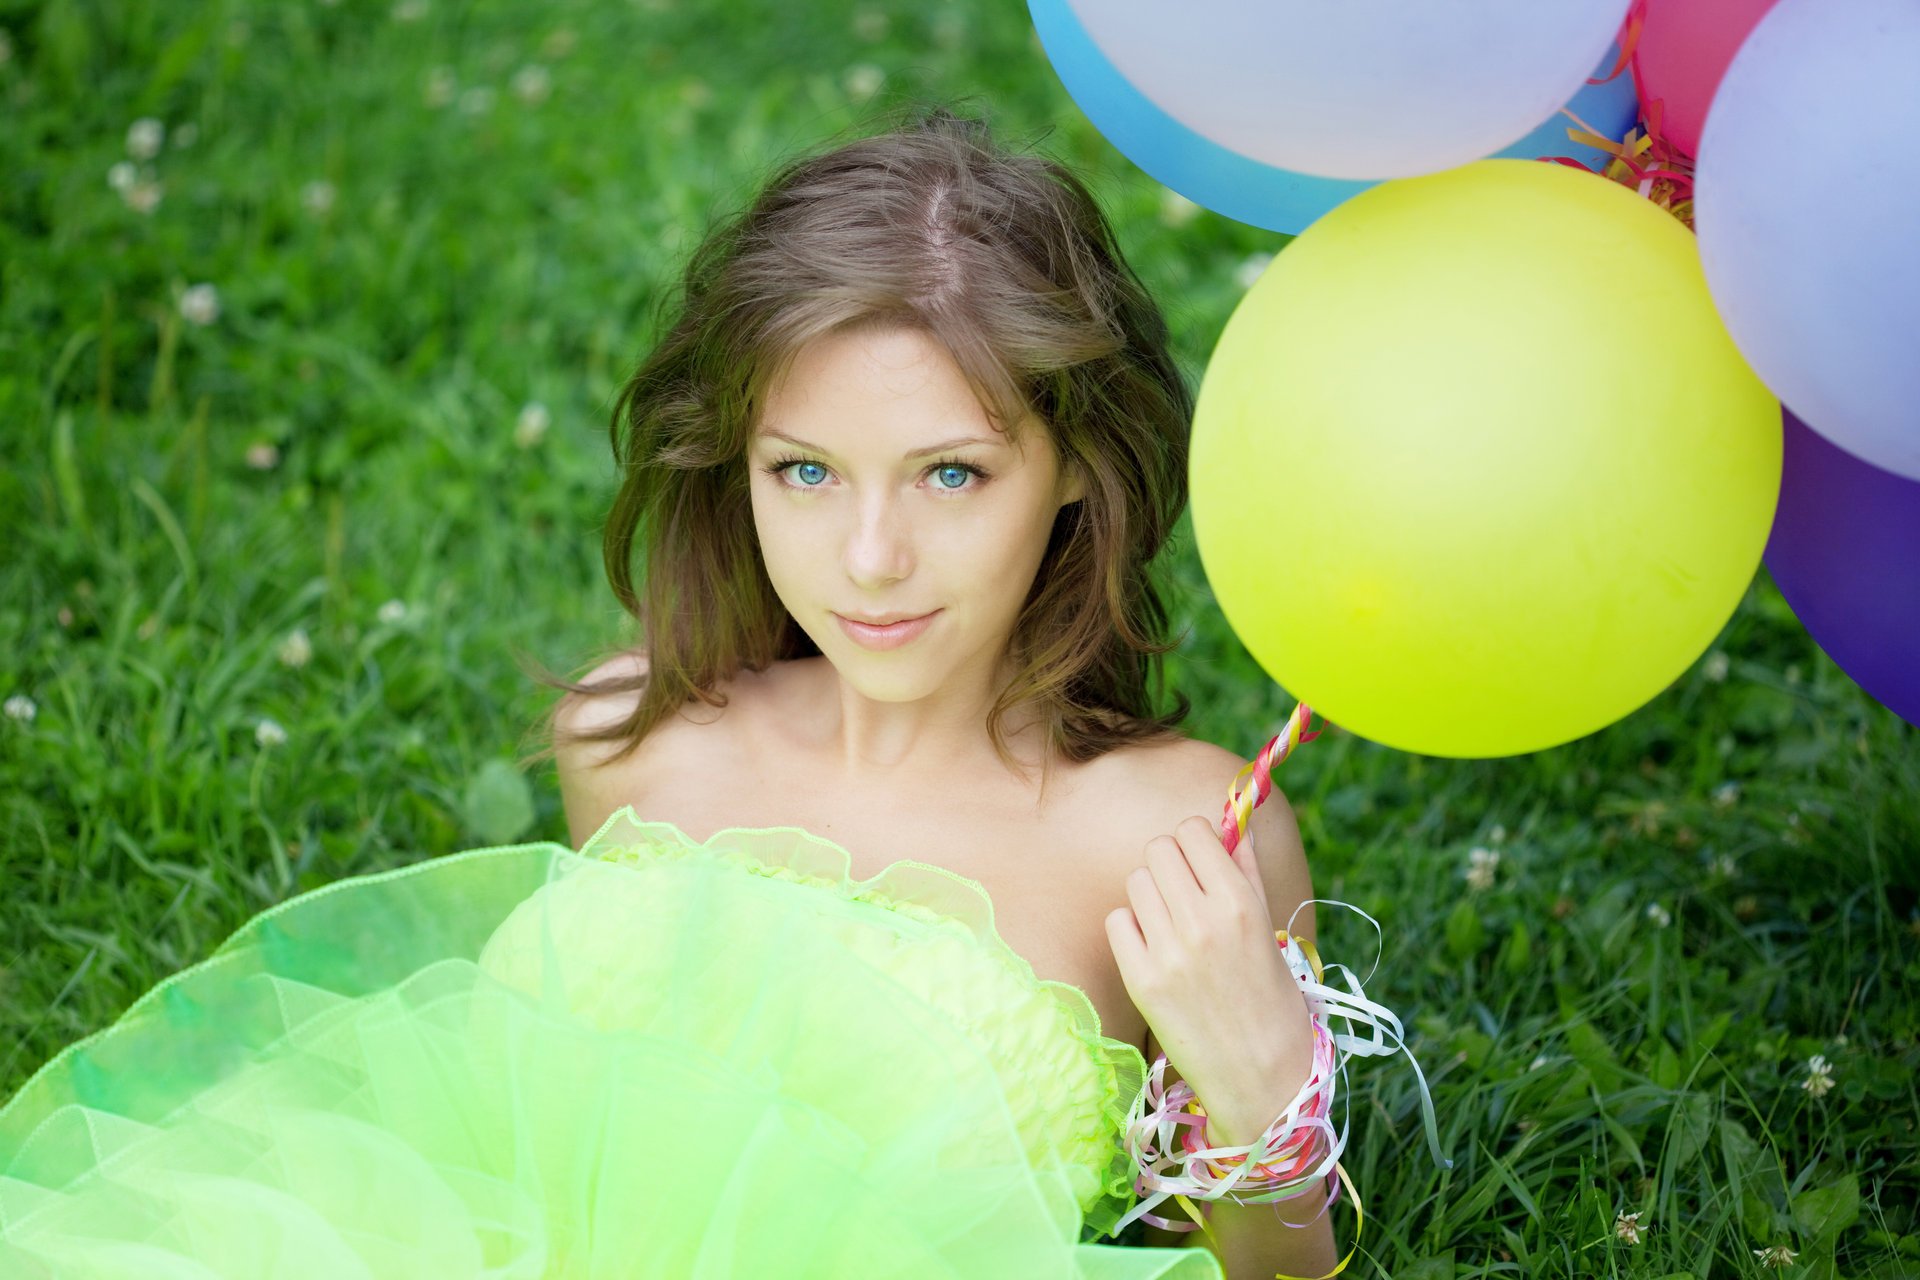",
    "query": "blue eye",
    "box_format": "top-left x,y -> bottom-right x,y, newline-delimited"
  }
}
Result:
761,454 -> 990,493
761,456 -> 830,487
923,458 -> 989,492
